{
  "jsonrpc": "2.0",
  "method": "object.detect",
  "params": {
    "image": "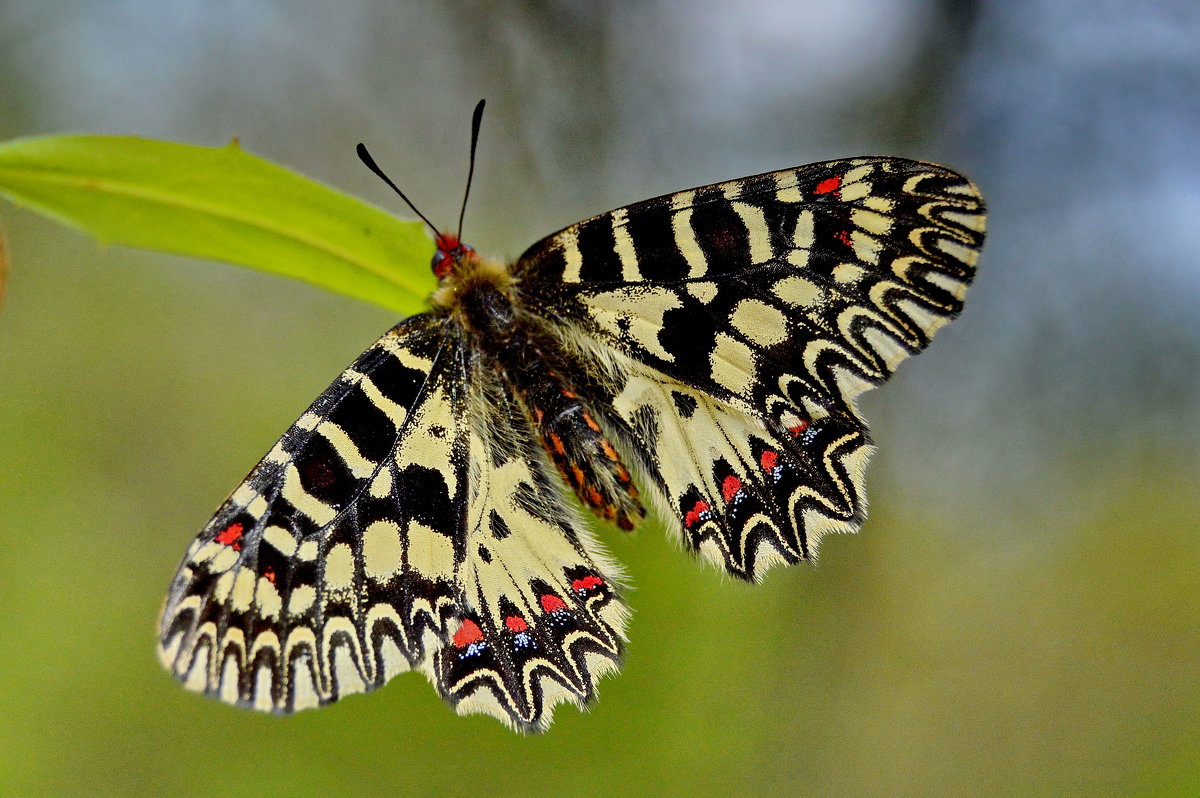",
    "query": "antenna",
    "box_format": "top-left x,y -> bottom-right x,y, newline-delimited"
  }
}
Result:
356,142 -> 441,240
457,99 -> 486,241
357,99 -> 488,249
